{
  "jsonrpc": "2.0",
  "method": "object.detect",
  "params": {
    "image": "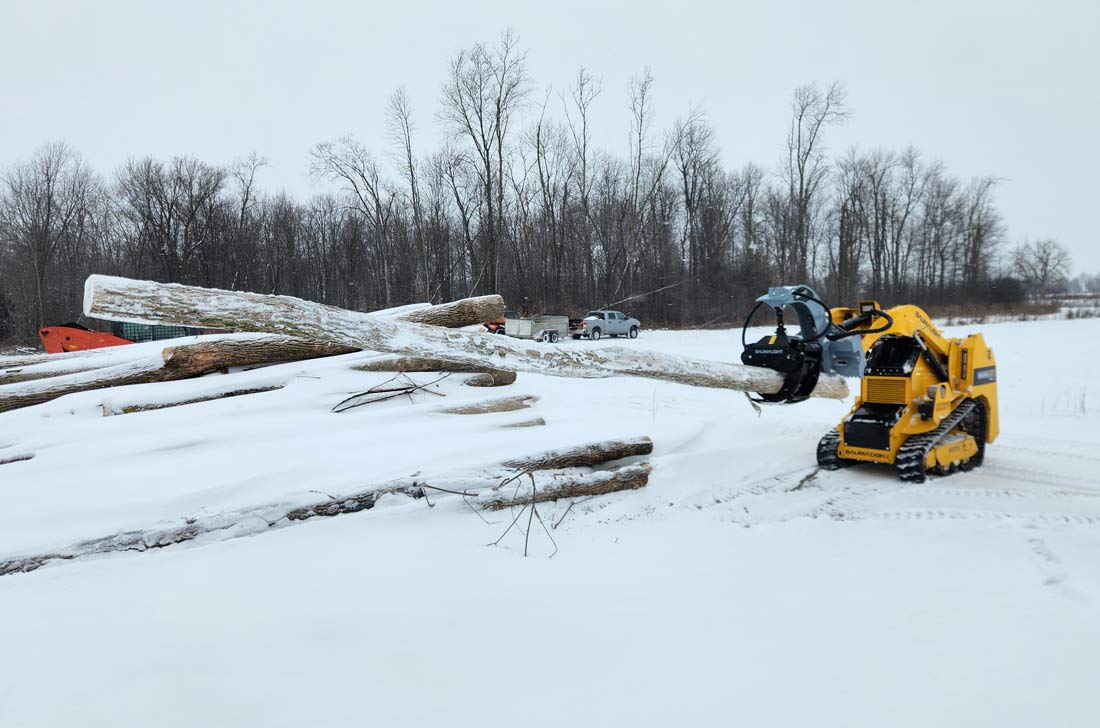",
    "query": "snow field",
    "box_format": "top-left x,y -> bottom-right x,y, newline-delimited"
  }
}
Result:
1,318 -> 1098,726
